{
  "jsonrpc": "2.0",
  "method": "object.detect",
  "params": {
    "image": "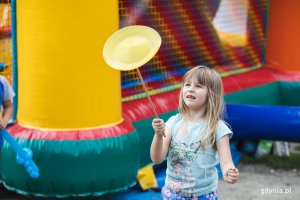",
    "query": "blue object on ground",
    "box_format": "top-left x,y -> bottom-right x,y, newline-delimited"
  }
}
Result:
226,104 -> 300,142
